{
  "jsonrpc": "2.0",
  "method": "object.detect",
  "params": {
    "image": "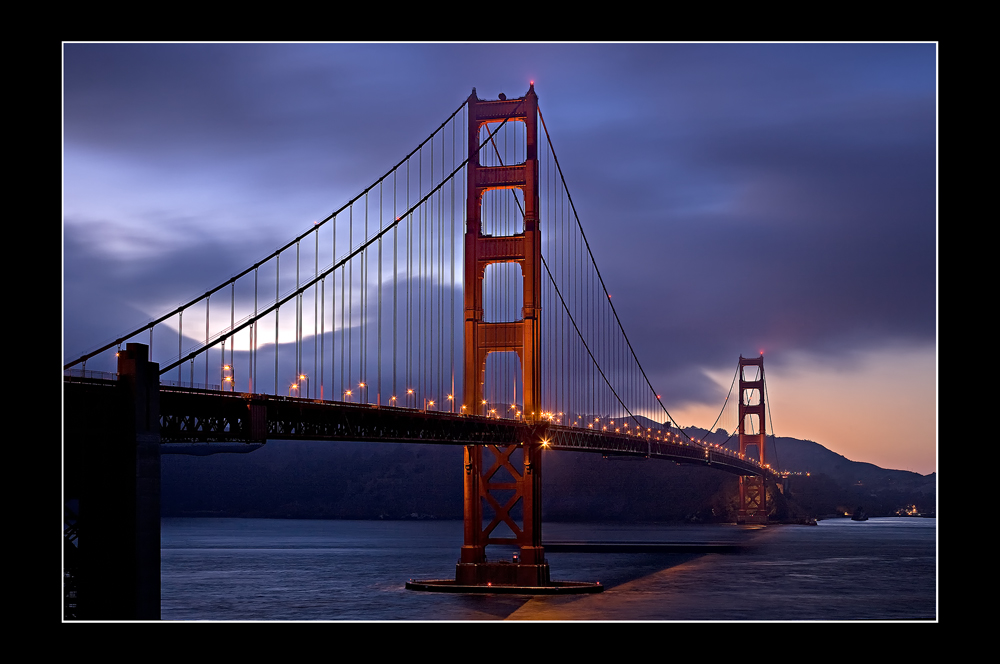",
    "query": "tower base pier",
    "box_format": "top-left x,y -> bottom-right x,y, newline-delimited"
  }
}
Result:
406,547 -> 602,594
64,343 -> 161,620
736,513 -> 769,525
405,579 -> 603,594
456,559 -> 551,587
407,560 -> 601,594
